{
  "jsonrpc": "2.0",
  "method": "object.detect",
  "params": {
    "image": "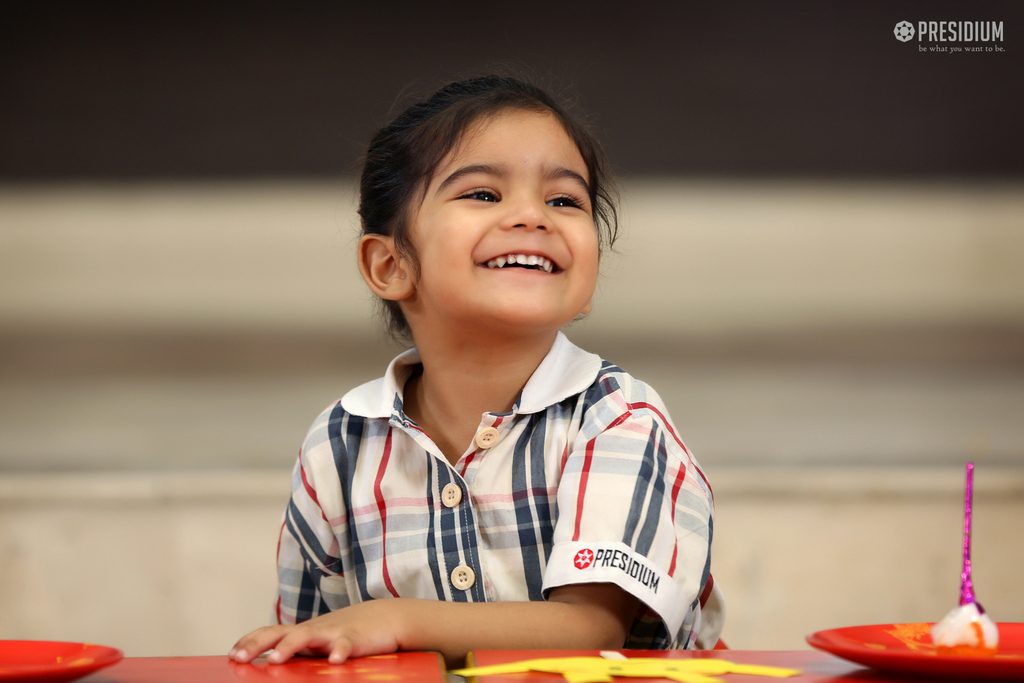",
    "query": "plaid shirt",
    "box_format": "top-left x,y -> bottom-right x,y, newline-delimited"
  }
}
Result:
276,332 -> 723,649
